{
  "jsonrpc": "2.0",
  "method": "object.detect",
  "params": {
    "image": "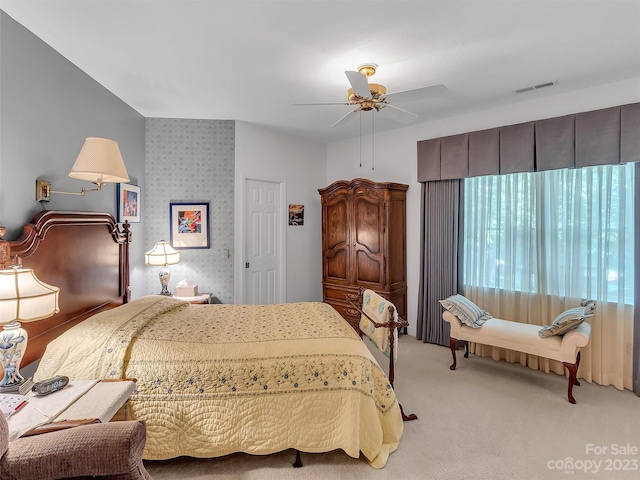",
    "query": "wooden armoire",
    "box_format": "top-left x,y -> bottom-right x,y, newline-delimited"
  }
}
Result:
319,178 -> 408,332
